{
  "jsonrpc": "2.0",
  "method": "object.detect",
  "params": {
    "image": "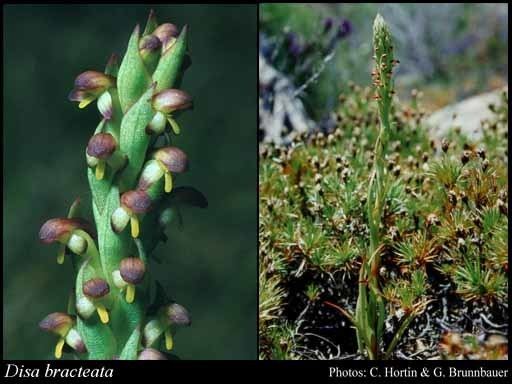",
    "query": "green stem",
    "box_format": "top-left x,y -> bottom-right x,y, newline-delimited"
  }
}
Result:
383,313 -> 414,360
